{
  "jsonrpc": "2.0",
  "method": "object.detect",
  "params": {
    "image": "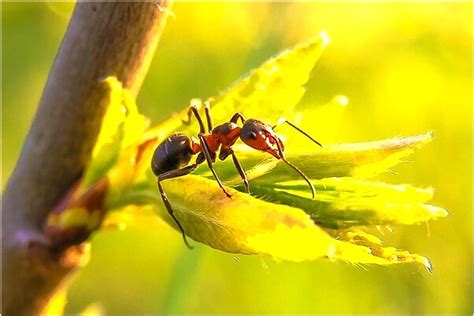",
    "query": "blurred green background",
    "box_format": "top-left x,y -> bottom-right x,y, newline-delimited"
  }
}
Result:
2,2 -> 472,314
